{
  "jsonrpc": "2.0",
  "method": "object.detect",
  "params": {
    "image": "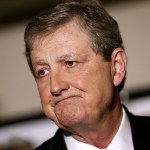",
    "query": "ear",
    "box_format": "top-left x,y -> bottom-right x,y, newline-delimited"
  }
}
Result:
111,48 -> 127,87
